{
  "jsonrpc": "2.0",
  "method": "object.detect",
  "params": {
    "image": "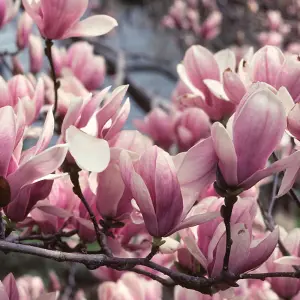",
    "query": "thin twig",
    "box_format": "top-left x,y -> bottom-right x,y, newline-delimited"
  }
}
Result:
68,167 -> 112,257
44,39 -> 60,116
61,264 -> 77,300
